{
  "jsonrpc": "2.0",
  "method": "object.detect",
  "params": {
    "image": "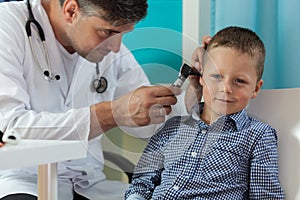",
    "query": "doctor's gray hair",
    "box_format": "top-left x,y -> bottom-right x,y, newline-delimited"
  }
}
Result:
59,0 -> 148,26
